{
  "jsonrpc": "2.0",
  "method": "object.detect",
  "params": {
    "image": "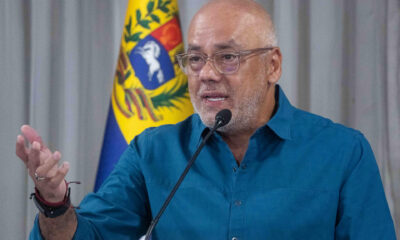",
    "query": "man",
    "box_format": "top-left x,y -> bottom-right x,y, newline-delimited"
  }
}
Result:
16,0 -> 396,239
